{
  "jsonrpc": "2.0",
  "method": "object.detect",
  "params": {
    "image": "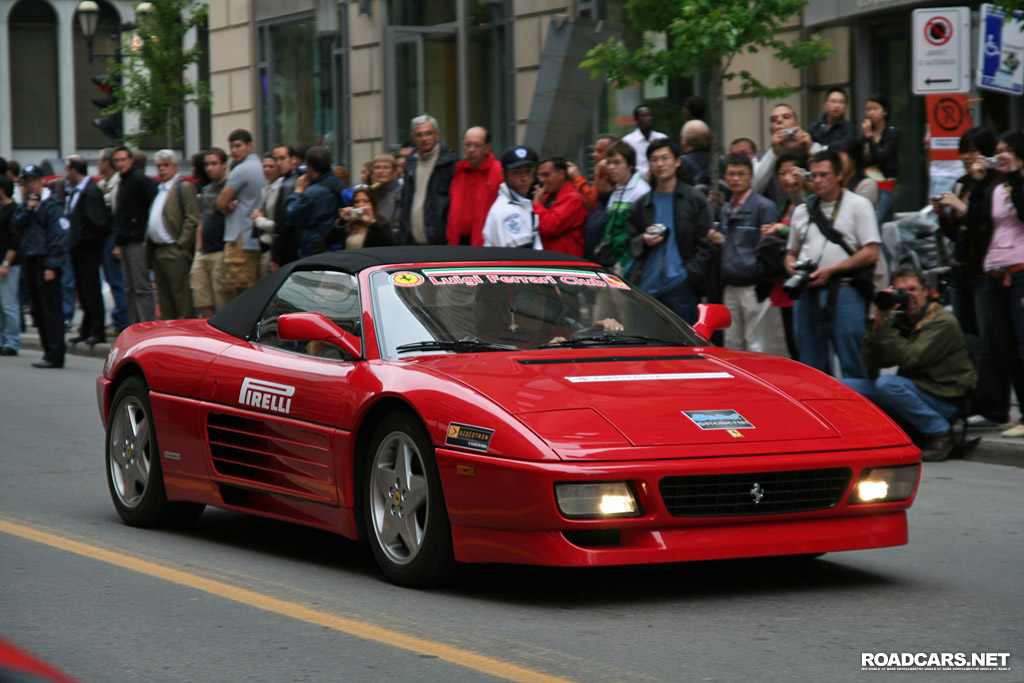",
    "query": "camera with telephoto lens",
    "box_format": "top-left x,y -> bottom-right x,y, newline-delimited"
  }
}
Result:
782,259 -> 817,299
874,287 -> 910,311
